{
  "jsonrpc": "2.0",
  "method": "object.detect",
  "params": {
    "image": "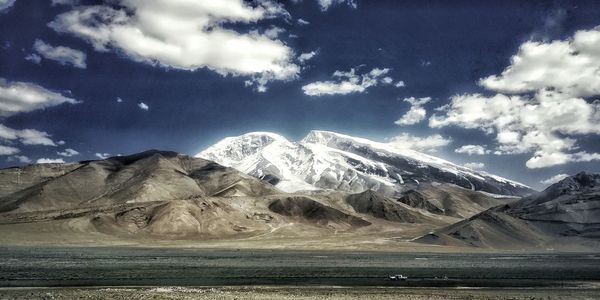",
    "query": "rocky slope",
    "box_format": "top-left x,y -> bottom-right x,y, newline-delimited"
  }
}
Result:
197,131 -> 533,197
0,150 -> 279,214
0,150 -> 465,241
5,149 -> 596,250
345,189 -> 437,223
398,183 -> 517,219
416,172 -> 600,249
